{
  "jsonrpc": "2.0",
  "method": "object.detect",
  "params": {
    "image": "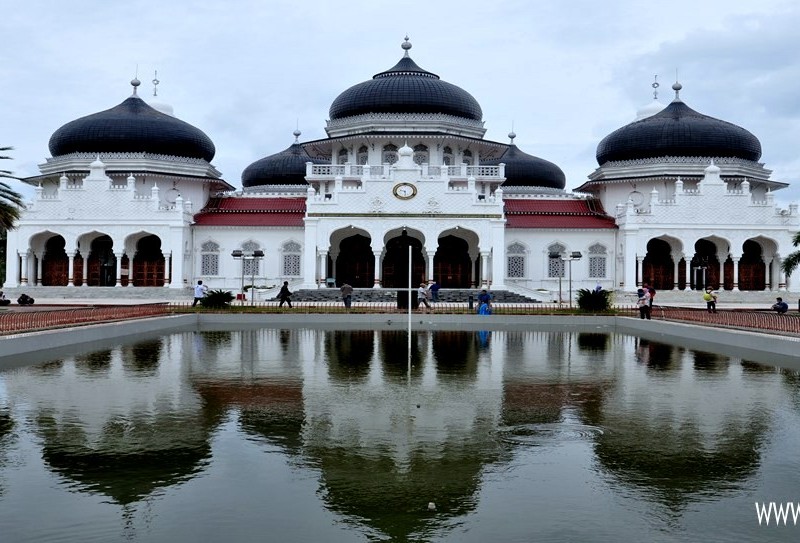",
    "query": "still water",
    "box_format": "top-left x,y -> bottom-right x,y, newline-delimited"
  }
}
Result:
0,327 -> 799,542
